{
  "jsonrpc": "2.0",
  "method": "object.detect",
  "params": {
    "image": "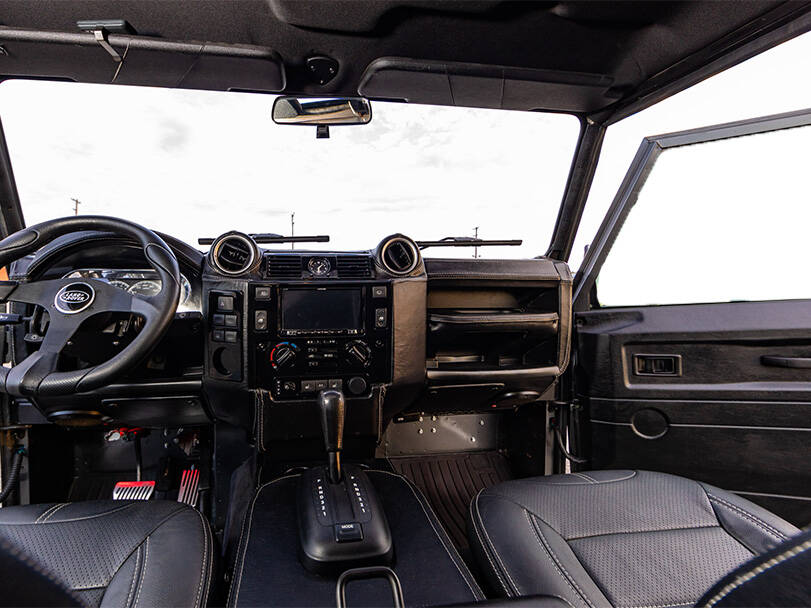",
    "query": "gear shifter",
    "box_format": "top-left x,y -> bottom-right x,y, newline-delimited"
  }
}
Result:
319,389 -> 345,484
297,390 -> 393,574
